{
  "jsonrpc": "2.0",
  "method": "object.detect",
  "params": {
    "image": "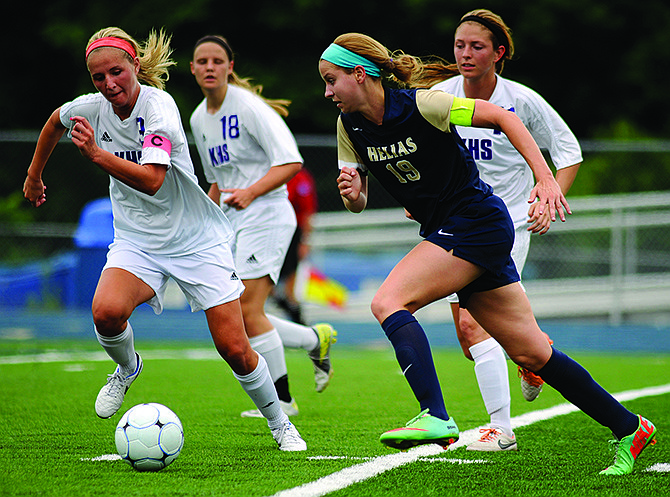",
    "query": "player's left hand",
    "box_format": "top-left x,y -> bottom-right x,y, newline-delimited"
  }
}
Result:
528,177 -> 571,222
221,188 -> 256,210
